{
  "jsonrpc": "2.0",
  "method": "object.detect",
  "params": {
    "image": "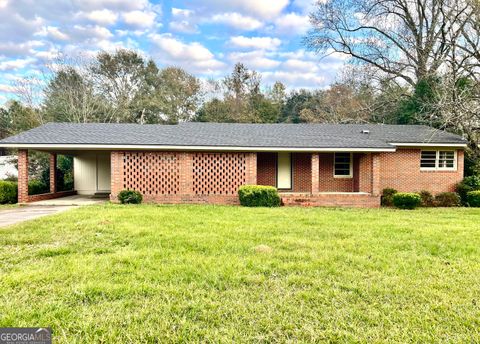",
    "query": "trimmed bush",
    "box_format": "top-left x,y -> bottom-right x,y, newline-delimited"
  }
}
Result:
466,191 -> 480,207
392,192 -> 421,209
238,185 -> 281,207
0,181 -> 18,204
419,190 -> 435,207
381,188 -> 397,207
455,175 -> 480,205
118,190 -> 143,204
434,192 -> 460,207
28,180 -> 49,195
